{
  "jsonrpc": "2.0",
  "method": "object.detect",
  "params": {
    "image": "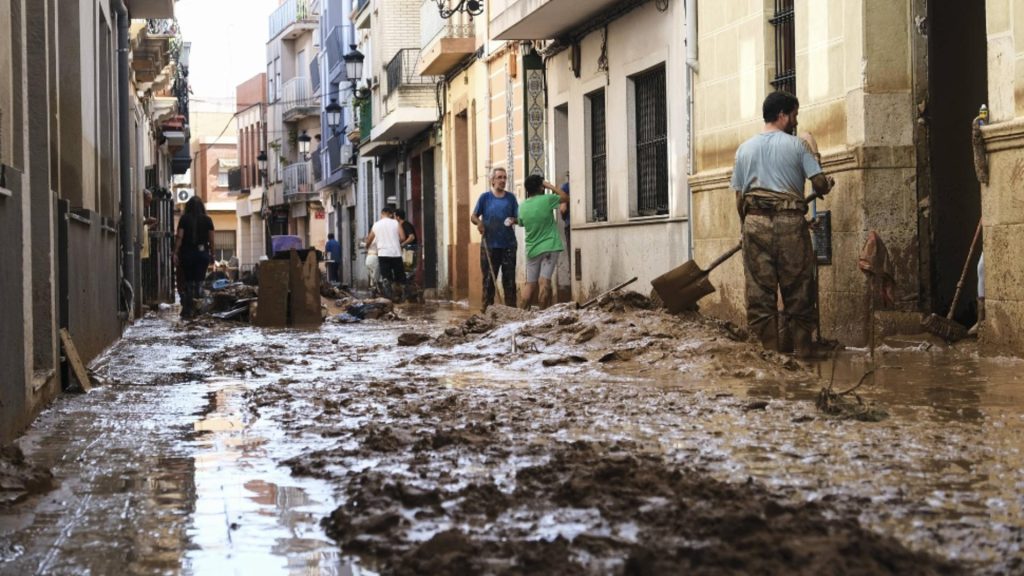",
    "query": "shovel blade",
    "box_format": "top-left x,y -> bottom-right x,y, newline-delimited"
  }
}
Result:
651,261 -> 716,313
